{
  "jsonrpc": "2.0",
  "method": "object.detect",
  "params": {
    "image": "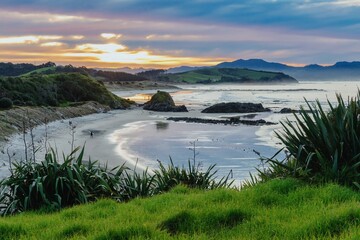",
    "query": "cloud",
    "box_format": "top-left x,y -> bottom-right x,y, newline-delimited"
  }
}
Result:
40,42 -> 65,47
71,35 -> 84,40
0,35 -> 62,44
75,43 -> 126,53
101,33 -> 122,40
330,0 -> 360,7
145,34 -> 202,41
